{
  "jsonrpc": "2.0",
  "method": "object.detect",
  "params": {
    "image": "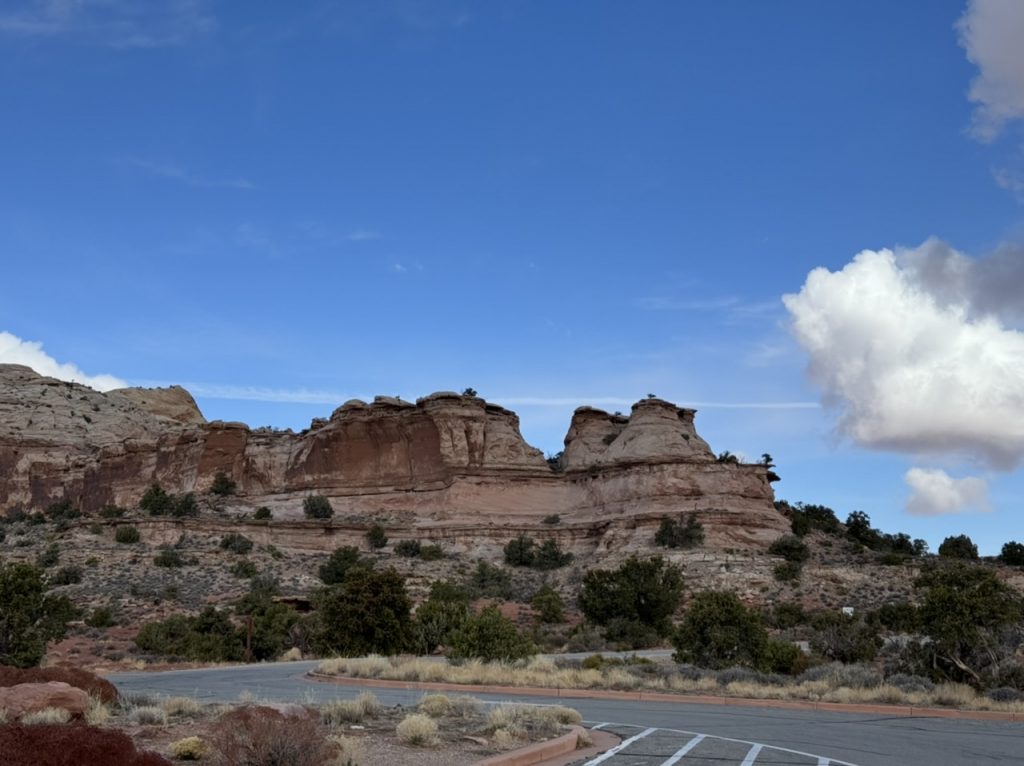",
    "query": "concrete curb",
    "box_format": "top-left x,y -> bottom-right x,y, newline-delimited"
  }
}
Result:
472,725 -> 584,766
307,672 -> 1023,723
